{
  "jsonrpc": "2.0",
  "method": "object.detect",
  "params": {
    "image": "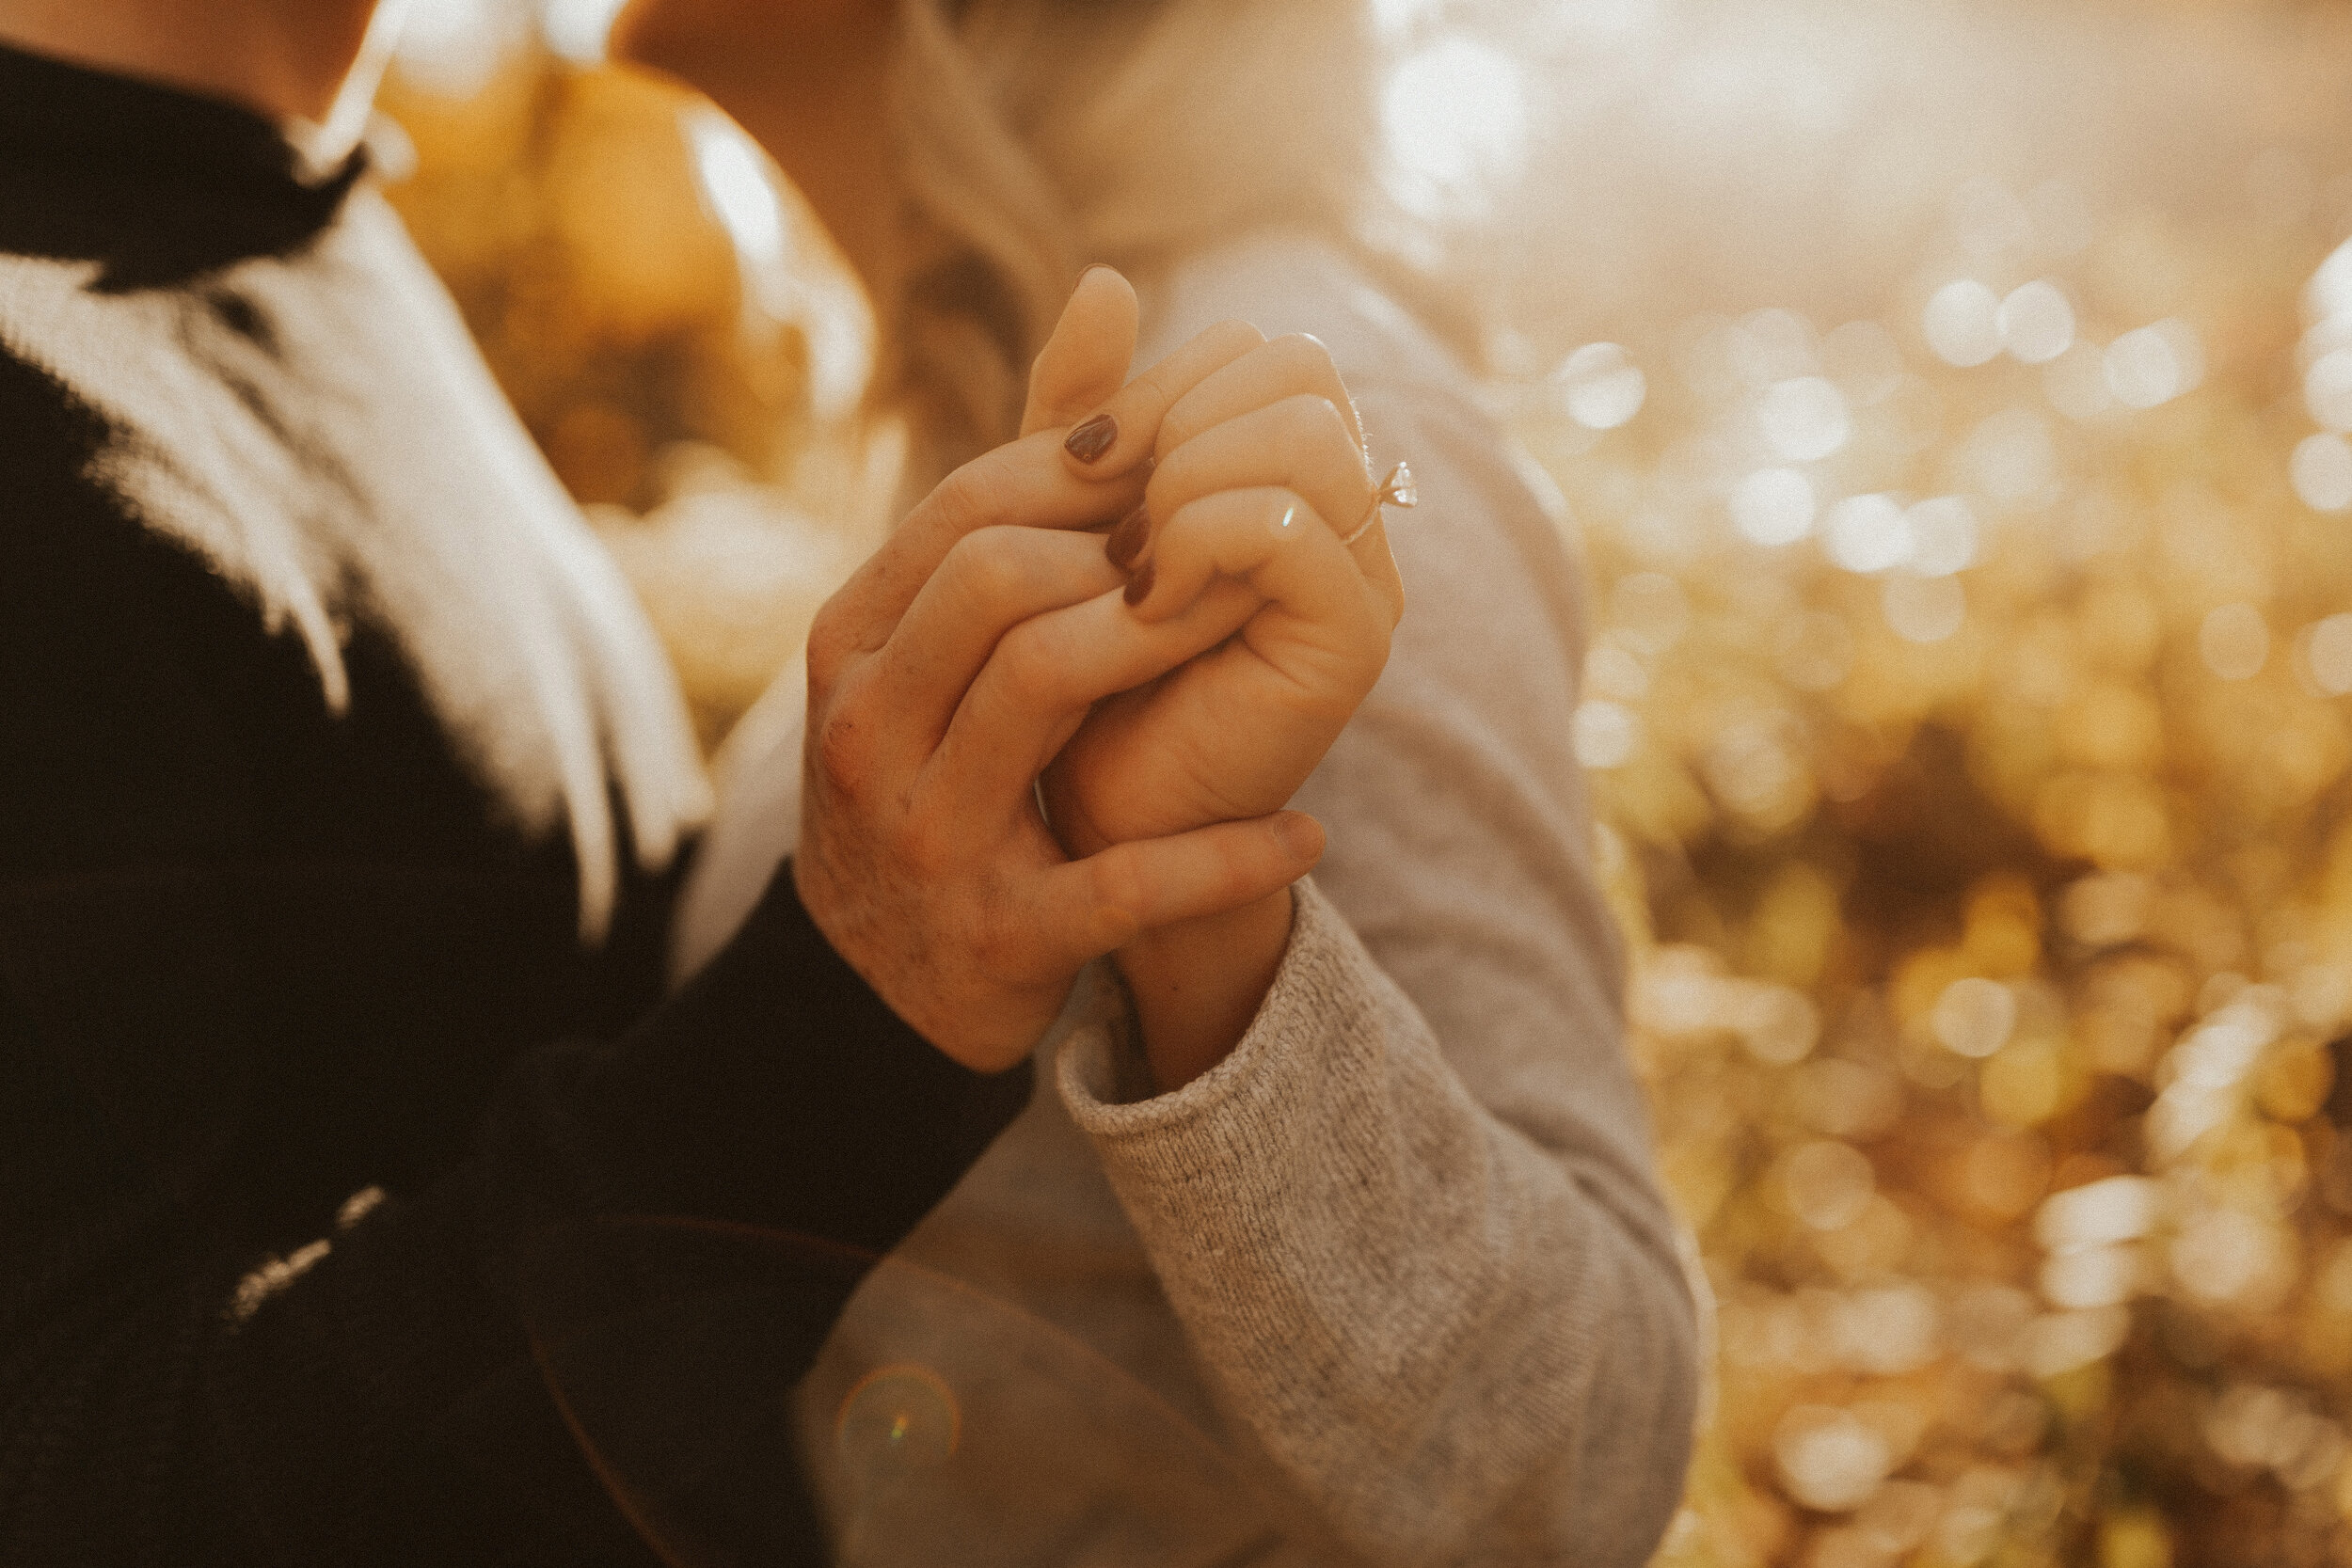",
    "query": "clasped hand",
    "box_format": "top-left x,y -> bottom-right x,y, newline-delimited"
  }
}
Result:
793,270 -> 1401,1080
